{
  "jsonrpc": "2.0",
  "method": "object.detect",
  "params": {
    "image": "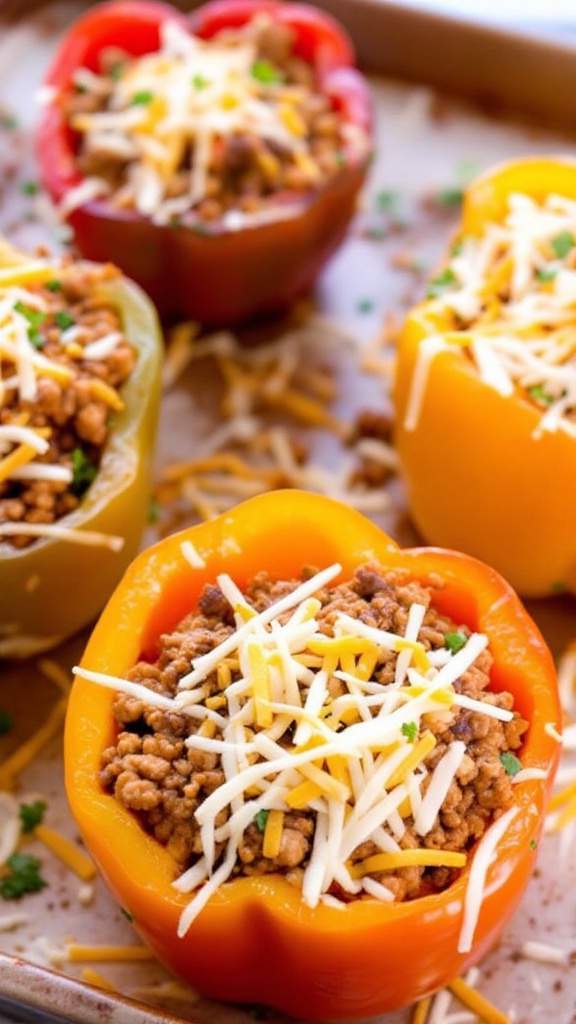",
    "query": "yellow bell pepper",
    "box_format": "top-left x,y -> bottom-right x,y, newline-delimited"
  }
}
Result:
393,156 -> 576,598
0,241 -> 163,656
